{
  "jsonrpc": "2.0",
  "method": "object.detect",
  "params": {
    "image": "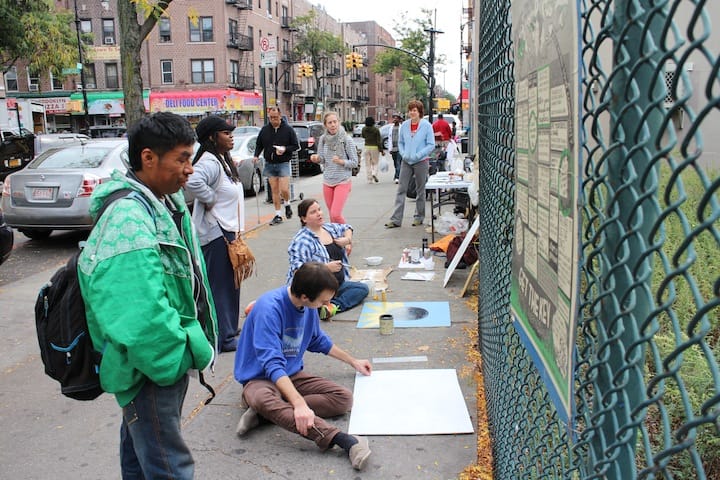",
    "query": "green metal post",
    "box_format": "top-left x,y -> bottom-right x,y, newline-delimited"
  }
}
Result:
593,1 -> 668,477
